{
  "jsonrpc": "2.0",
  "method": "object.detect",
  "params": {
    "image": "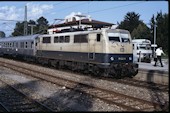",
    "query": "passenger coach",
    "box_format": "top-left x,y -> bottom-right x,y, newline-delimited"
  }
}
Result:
0,34 -> 39,60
